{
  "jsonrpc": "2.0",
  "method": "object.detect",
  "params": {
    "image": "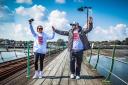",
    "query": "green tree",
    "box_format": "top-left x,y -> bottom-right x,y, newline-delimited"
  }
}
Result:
57,39 -> 65,46
125,38 -> 128,45
115,40 -> 121,45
